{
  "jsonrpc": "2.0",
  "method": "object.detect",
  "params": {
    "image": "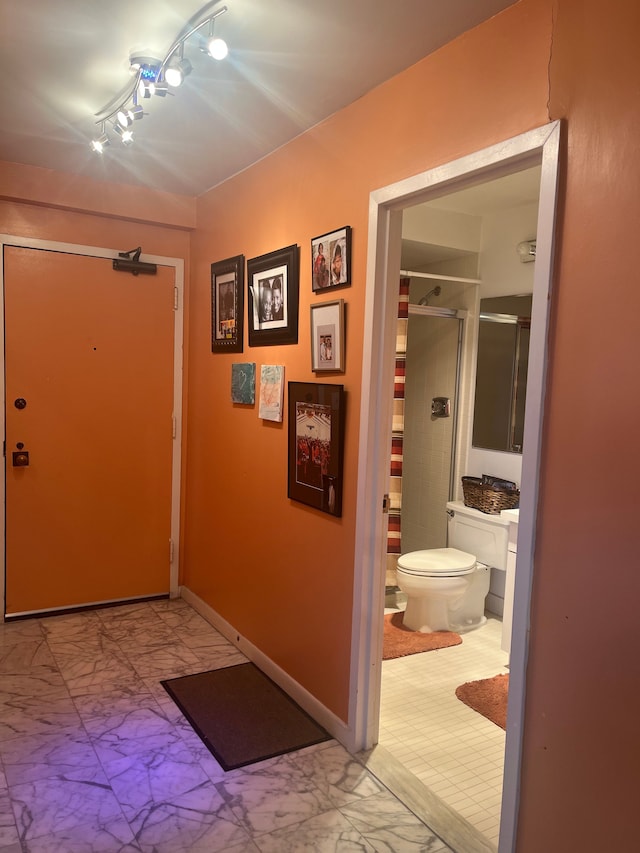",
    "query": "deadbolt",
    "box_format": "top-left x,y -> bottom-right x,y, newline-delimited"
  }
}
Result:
12,449 -> 29,467
14,398 -> 27,410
